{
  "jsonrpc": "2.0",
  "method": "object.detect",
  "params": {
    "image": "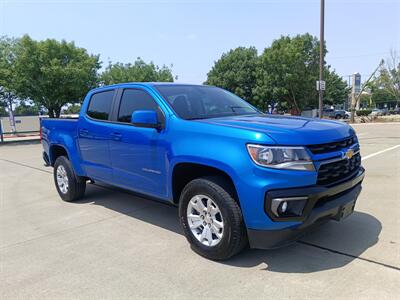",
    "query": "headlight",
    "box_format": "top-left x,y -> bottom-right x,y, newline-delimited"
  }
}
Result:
247,144 -> 315,171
